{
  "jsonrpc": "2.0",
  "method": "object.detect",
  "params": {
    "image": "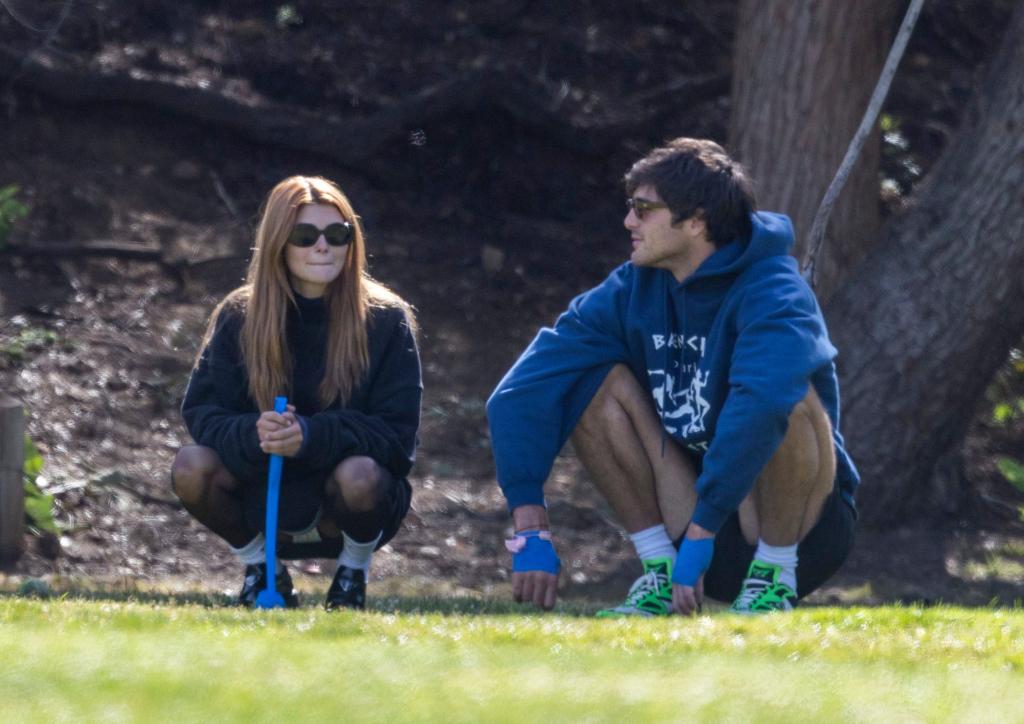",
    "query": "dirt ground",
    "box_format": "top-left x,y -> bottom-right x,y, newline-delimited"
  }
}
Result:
1,0 -> 1022,608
